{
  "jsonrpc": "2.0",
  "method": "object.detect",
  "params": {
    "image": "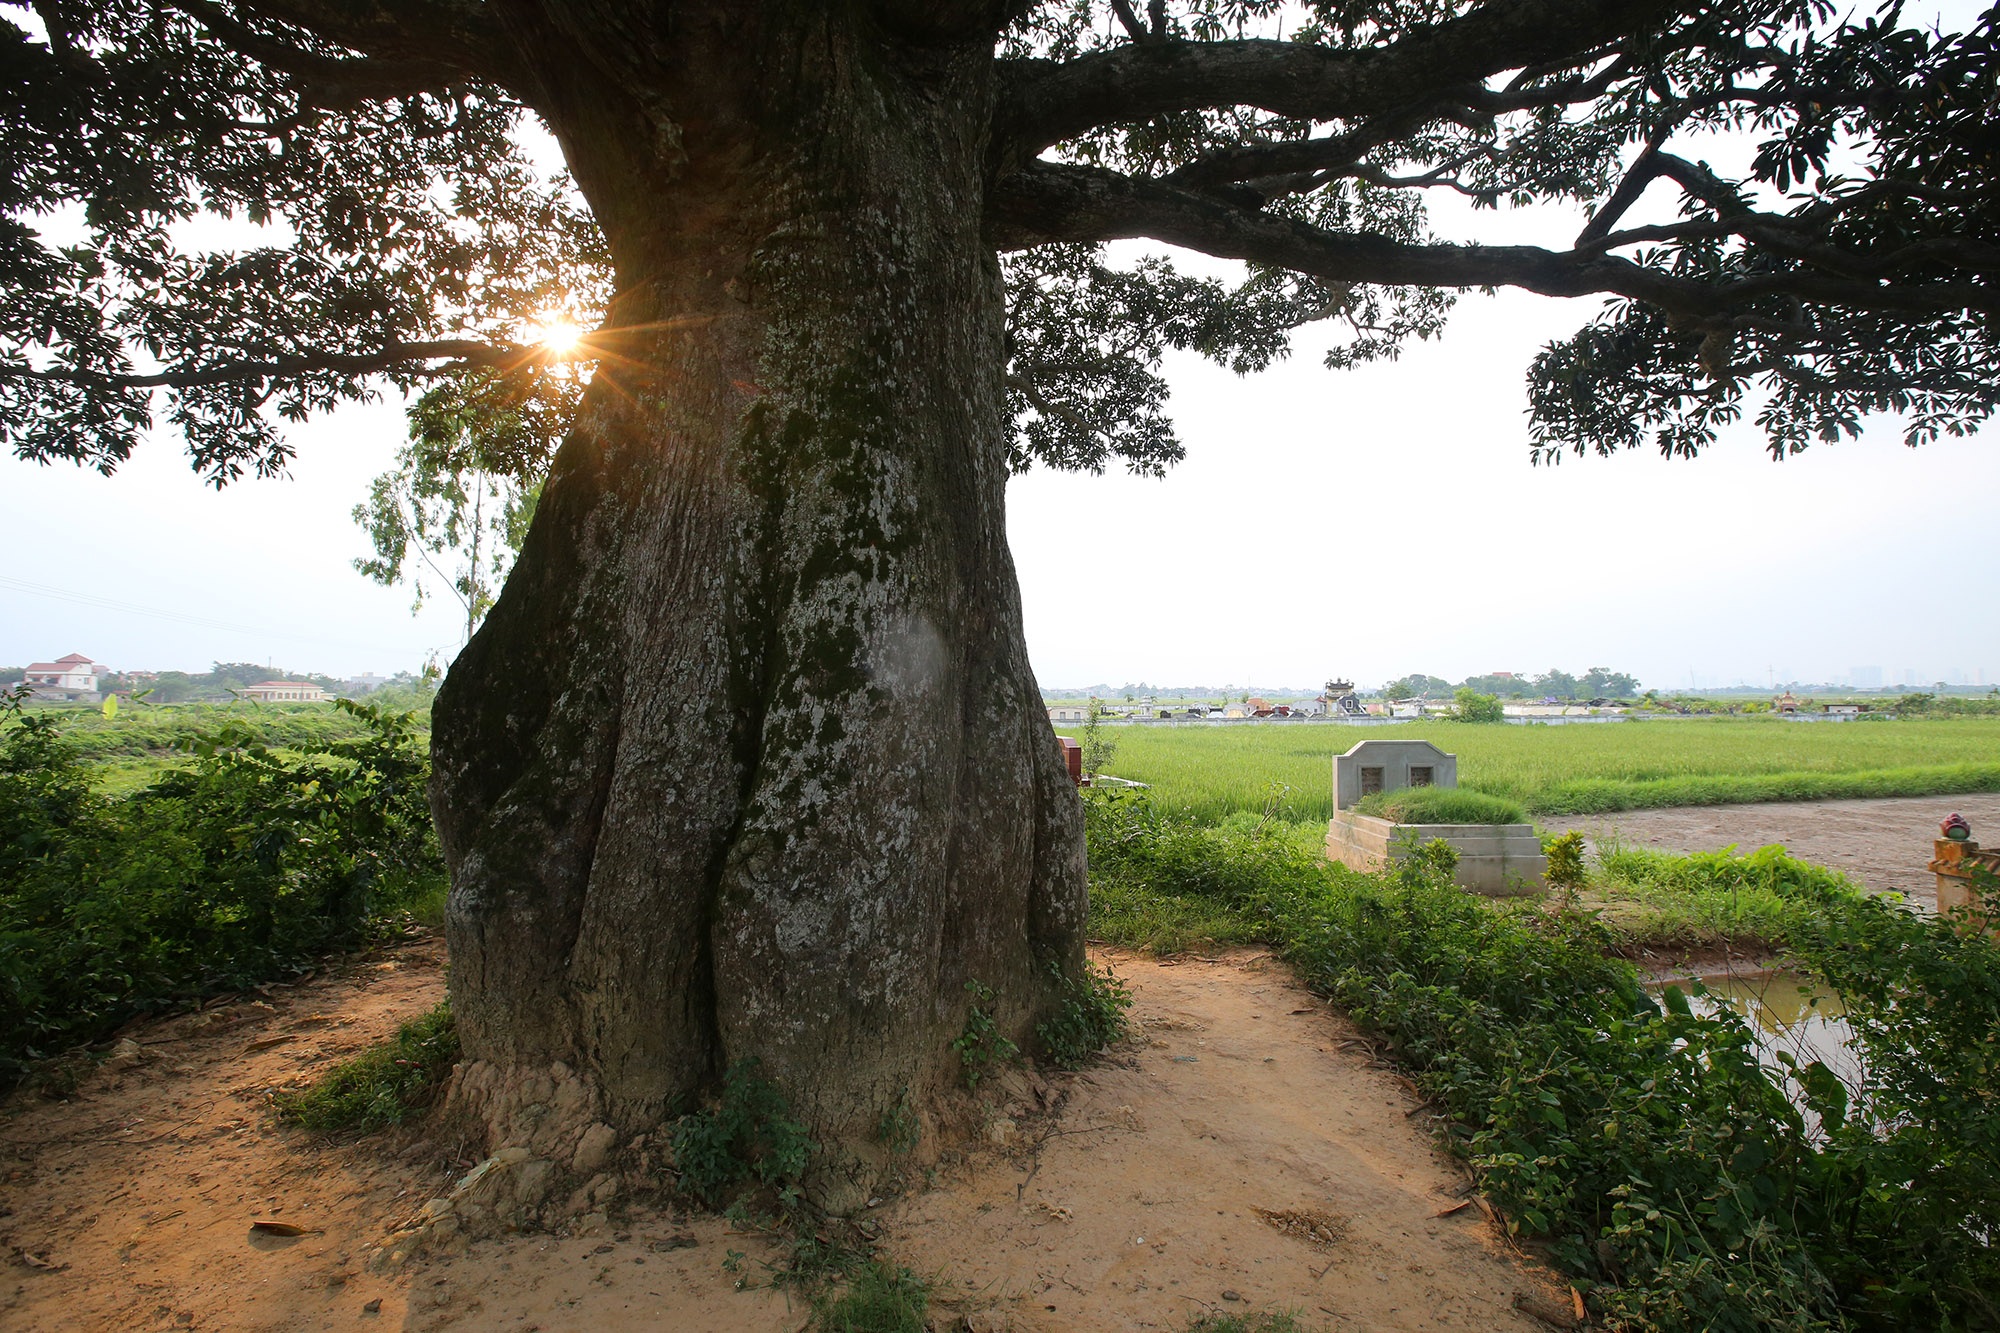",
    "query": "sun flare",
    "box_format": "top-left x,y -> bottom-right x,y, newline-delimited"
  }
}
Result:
528,315 -> 586,356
